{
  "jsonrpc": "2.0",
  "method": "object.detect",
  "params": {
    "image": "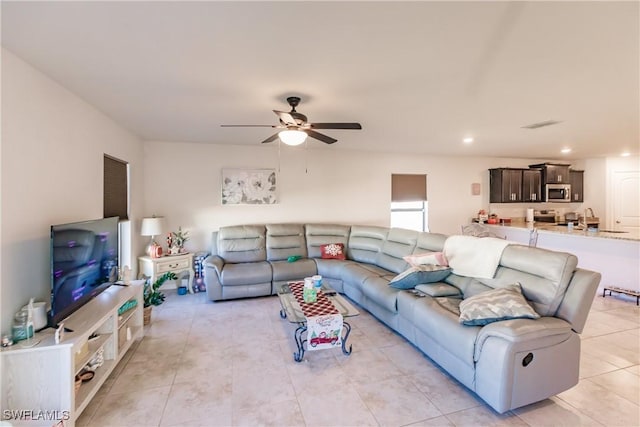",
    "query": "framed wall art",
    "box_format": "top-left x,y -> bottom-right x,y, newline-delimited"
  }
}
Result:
221,168 -> 277,205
